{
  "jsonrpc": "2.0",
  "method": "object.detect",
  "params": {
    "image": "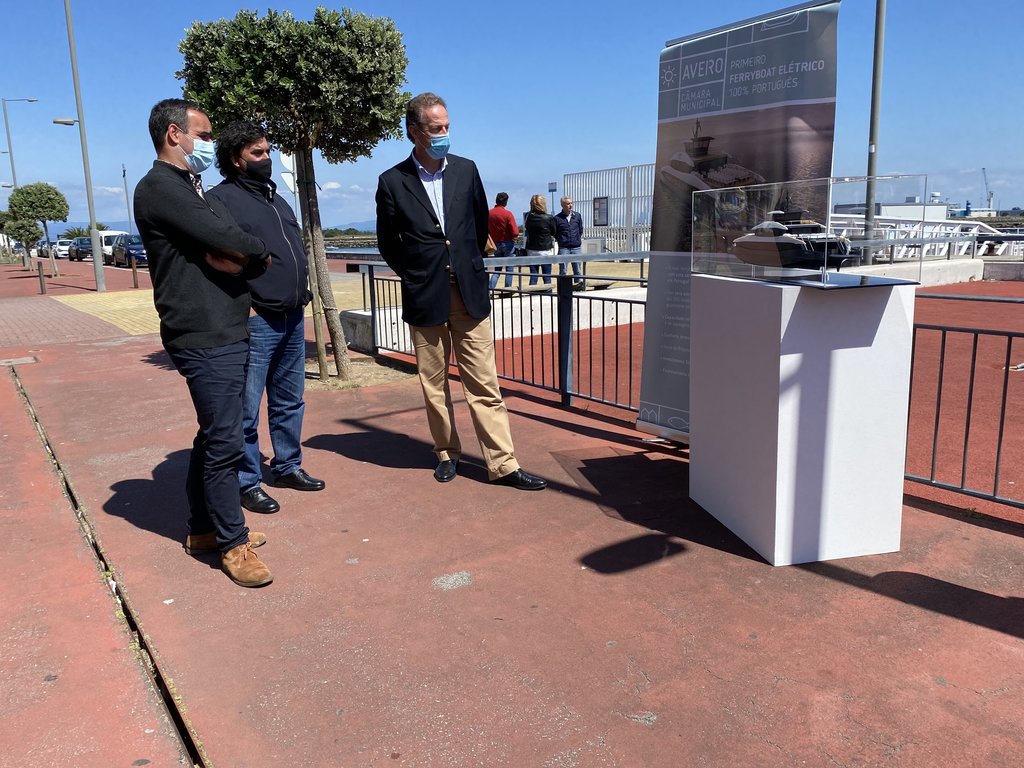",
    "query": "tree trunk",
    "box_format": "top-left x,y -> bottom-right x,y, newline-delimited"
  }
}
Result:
42,222 -> 59,277
298,147 -> 352,381
294,151 -> 330,381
